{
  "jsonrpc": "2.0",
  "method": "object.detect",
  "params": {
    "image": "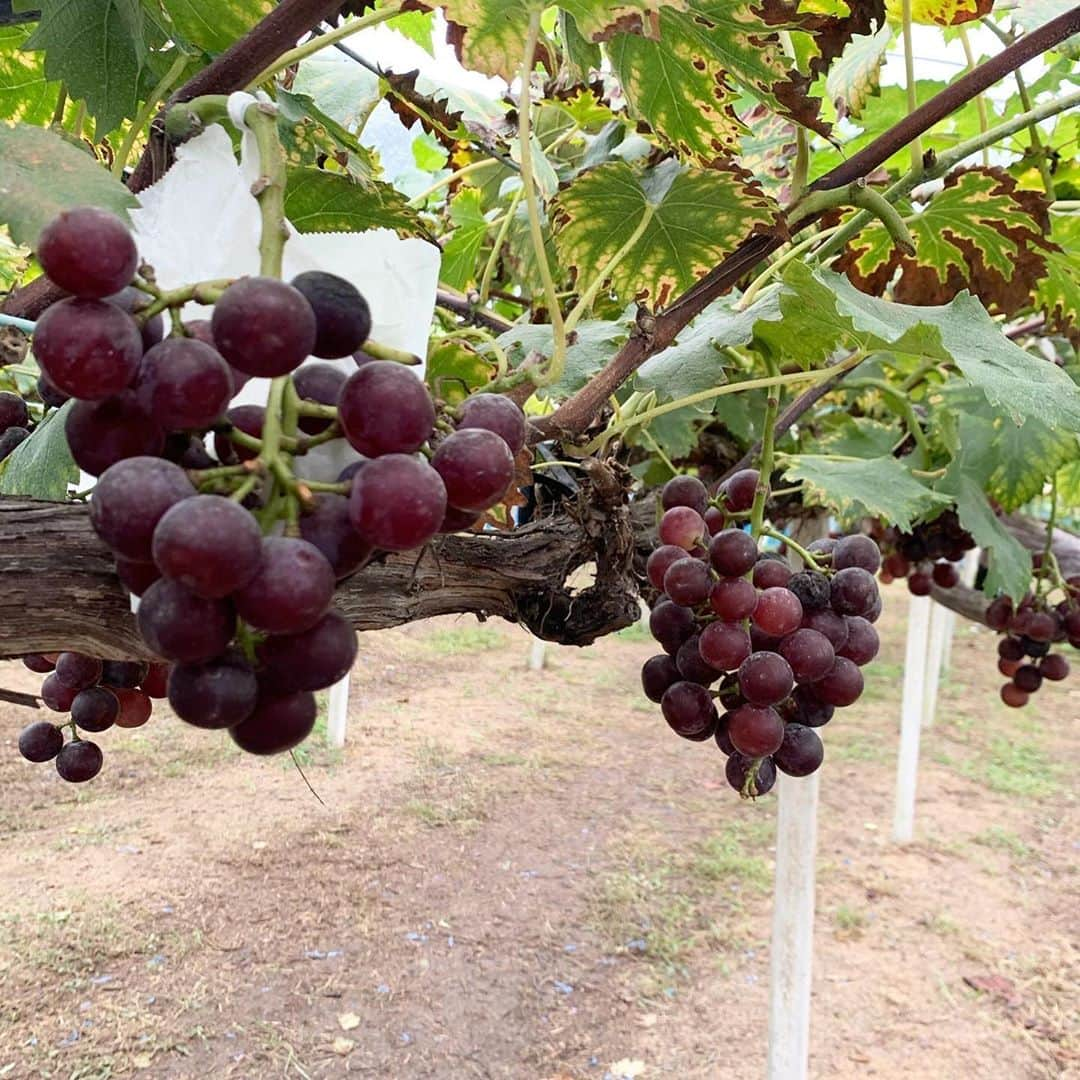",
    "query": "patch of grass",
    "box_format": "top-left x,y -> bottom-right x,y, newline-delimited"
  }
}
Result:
688,829 -> 772,893
422,624 -> 504,655
959,737 -> 1060,798
920,911 -> 959,936
478,751 -> 530,767
290,693 -> 342,769
616,620 -> 652,643
404,741 -> 491,828
833,905 -> 867,936
860,661 -> 904,702
972,826 -> 1034,861
828,735 -> 890,763
51,821 -> 131,852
